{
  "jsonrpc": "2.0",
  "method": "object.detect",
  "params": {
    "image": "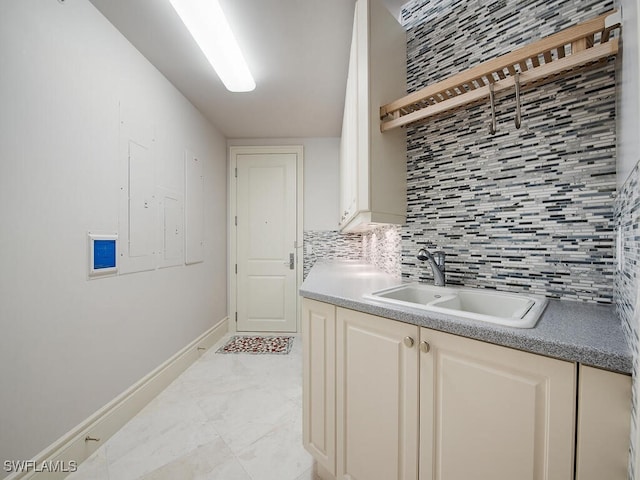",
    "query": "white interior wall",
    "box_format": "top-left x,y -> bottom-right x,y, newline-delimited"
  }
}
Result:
0,0 -> 227,468
227,137 -> 340,230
